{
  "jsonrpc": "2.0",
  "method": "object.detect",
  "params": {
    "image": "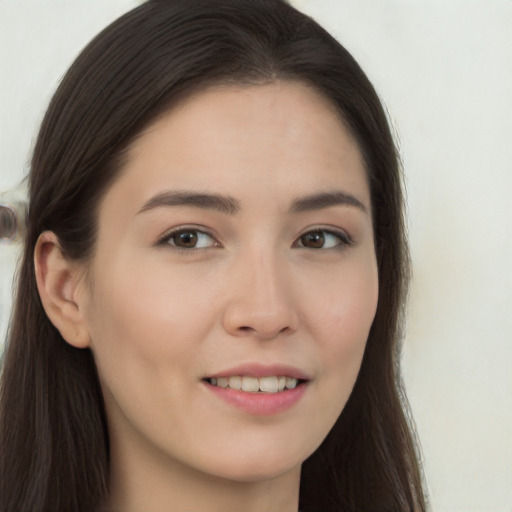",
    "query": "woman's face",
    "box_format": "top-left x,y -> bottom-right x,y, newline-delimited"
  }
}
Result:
77,82 -> 378,483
